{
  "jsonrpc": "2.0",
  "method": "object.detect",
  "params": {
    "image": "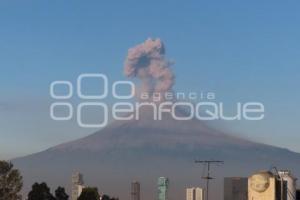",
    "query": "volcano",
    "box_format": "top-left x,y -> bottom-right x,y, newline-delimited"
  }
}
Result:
13,108 -> 300,200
